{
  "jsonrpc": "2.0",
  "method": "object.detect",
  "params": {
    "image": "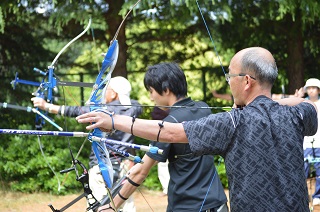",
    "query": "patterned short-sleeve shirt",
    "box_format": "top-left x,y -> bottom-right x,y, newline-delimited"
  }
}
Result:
183,96 -> 318,212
